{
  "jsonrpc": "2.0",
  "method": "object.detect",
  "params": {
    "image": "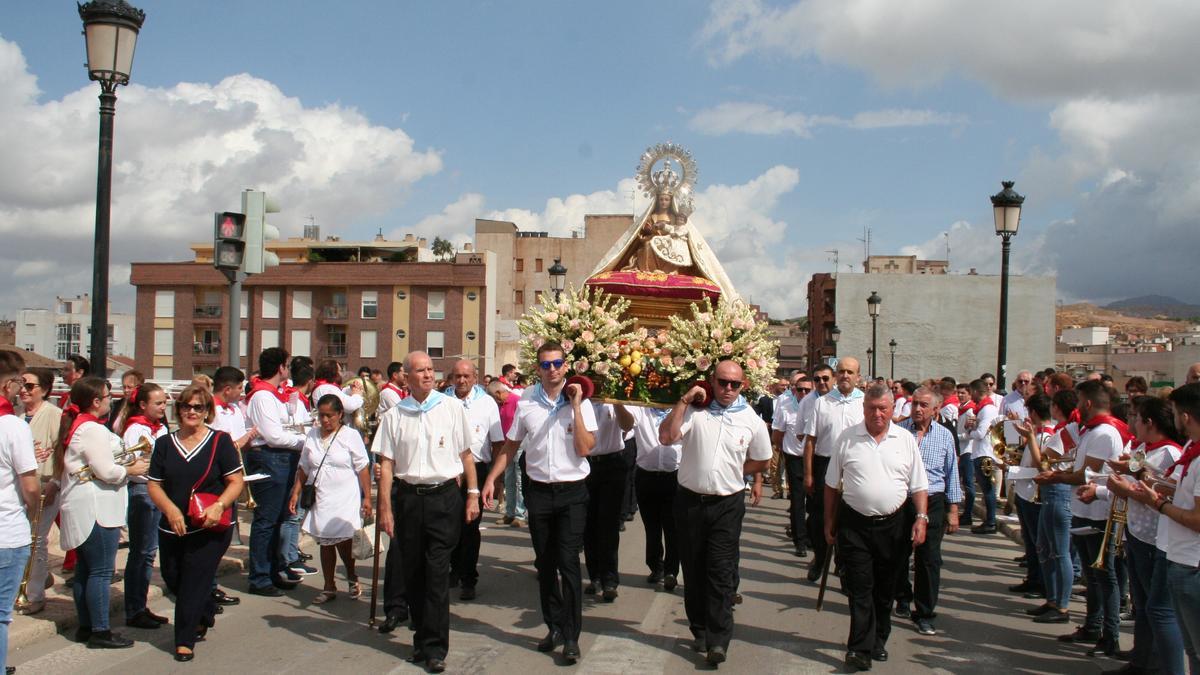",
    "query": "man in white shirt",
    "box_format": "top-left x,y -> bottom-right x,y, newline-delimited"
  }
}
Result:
378,362 -> 407,414
660,360 -> 772,667
209,365 -> 257,604
1001,371 -> 1033,420
803,357 -> 865,582
773,374 -> 813,557
481,342 -> 596,664
583,402 -> 629,602
244,348 -> 307,596
964,379 -> 1001,534
376,351 -> 480,674
446,360 -> 503,601
615,403 -> 682,591
824,383 -> 928,671
312,359 -> 364,416
0,351 -> 41,669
